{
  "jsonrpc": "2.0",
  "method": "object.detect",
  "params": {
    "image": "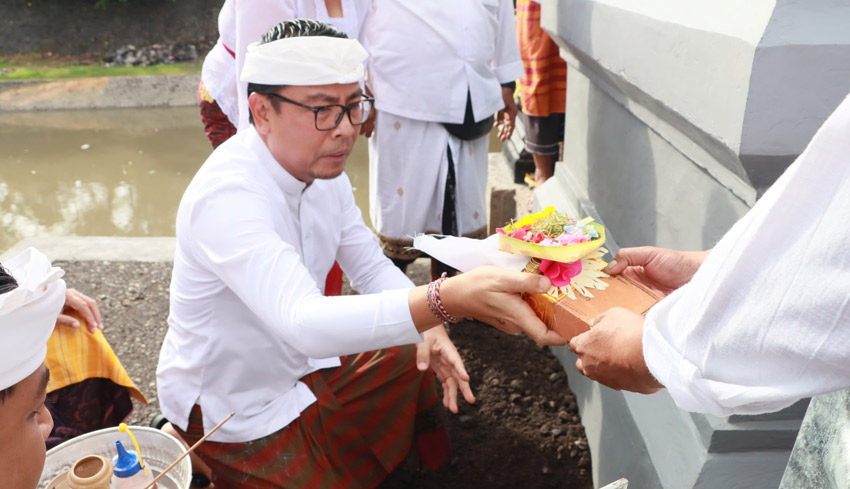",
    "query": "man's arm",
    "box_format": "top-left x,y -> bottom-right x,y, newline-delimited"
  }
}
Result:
572,237 -> 850,417
333,174 -> 414,294
188,180 -> 423,359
